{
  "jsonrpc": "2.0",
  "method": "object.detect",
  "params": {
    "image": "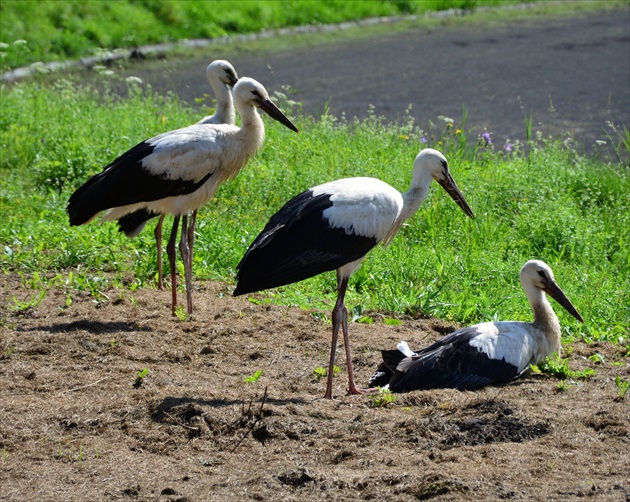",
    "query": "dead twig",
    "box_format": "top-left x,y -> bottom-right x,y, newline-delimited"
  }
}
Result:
163,411 -> 201,432
58,376 -> 110,396
231,386 -> 269,453
258,385 -> 268,417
